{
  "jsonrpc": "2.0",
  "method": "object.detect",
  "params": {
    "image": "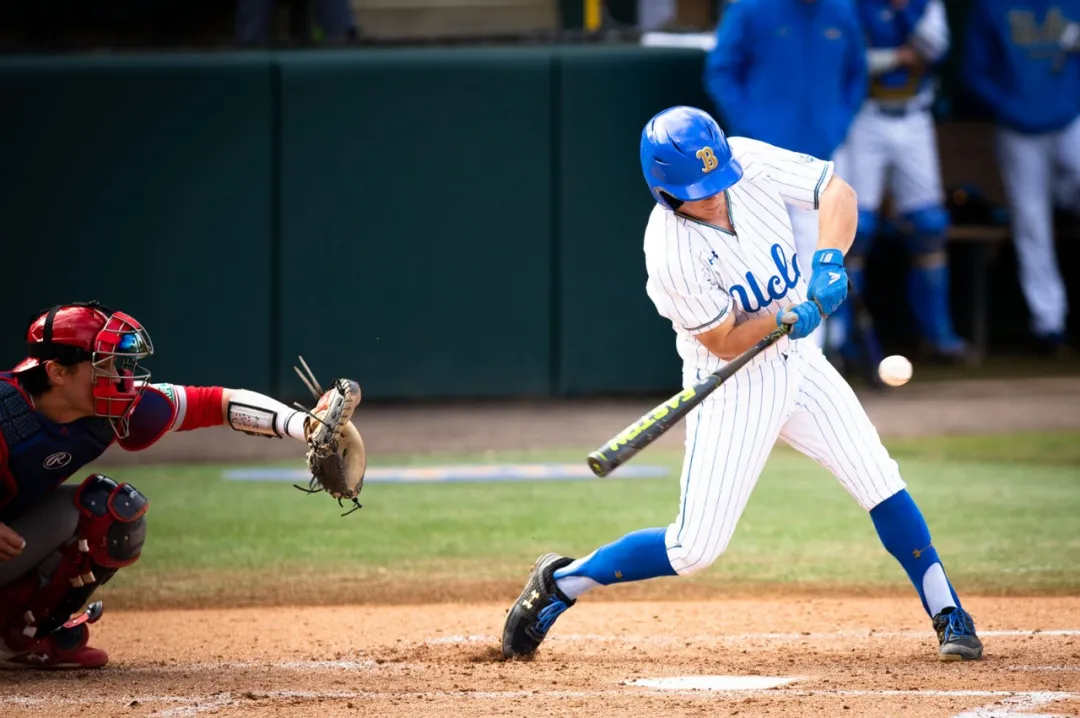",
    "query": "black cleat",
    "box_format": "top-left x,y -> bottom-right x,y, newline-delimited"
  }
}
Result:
933,606 -> 984,661
501,553 -> 576,660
